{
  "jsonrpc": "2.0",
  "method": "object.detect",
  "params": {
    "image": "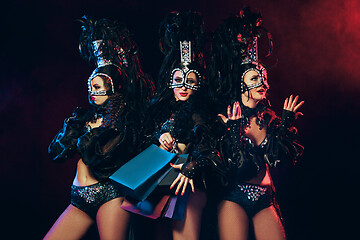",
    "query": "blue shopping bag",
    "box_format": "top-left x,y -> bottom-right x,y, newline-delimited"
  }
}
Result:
110,144 -> 177,201
163,187 -> 190,220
